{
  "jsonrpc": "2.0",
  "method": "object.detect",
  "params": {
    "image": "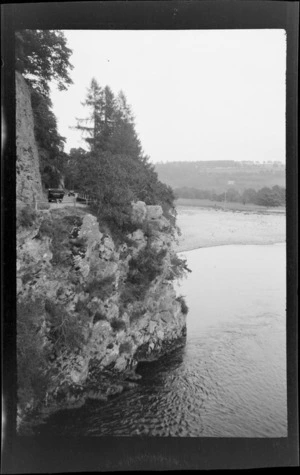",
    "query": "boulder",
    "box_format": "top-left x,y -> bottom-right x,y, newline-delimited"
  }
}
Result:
131,201 -> 147,224
146,205 -> 163,220
114,355 -> 128,372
